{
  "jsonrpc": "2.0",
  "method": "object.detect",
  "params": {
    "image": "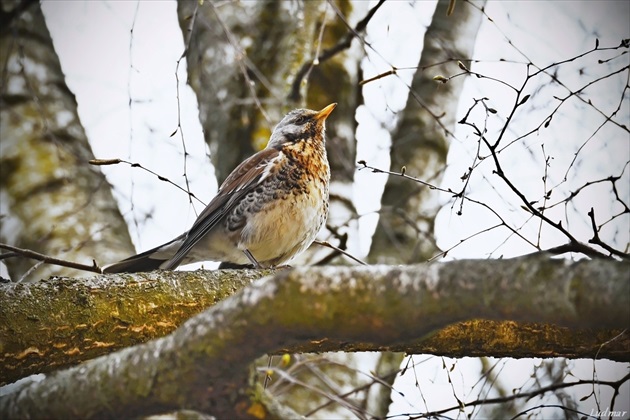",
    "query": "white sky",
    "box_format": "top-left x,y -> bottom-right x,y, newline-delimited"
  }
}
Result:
36,0 -> 630,418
